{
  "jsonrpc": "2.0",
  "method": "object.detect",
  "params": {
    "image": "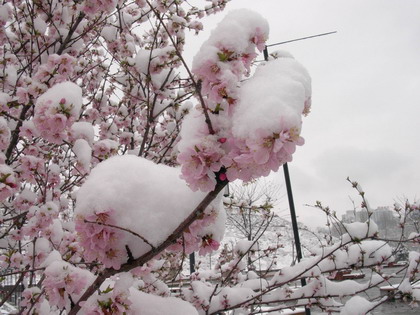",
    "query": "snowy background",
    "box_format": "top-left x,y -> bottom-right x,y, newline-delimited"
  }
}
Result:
186,0 -> 420,228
